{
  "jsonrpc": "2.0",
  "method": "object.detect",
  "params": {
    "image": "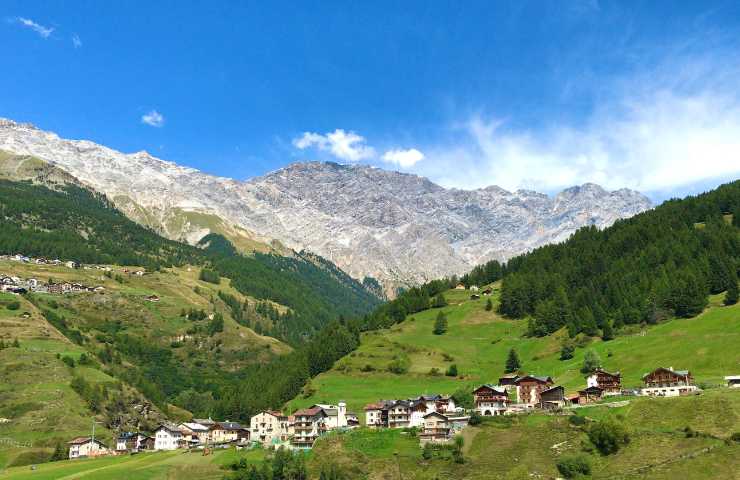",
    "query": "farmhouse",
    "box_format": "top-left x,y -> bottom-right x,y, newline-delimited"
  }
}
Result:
116,432 -> 152,452
514,375 -> 554,406
68,437 -> 110,459
250,410 -> 291,446
154,423 -> 184,450
725,376 -> 740,388
312,402 -> 348,429
586,368 -> 622,395
472,384 -> 509,416
364,401 -> 389,428
577,386 -> 604,404
539,385 -> 566,409
179,422 -> 210,445
291,406 -> 328,449
418,412 -> 451,444
210,421 -> 248,444
641,367 -> 698,397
